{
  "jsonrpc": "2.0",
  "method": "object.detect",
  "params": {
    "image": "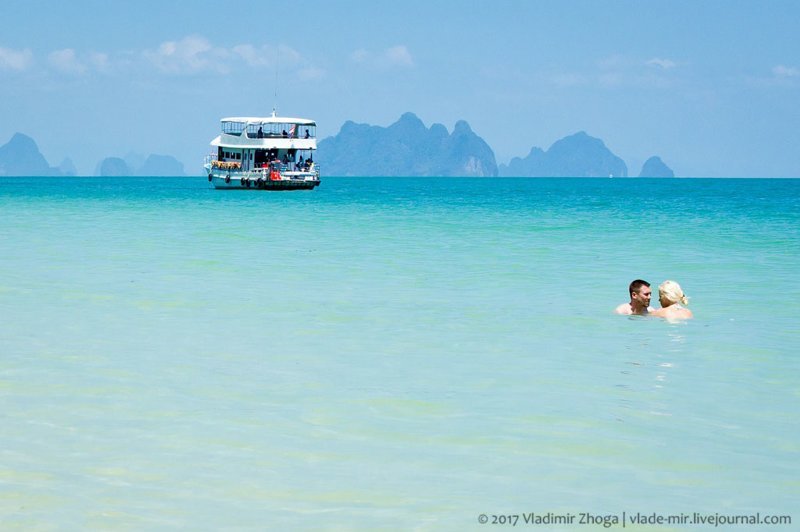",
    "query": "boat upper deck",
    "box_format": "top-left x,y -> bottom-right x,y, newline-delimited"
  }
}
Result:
211,115 -> 317,150
222,116 -> 315,137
